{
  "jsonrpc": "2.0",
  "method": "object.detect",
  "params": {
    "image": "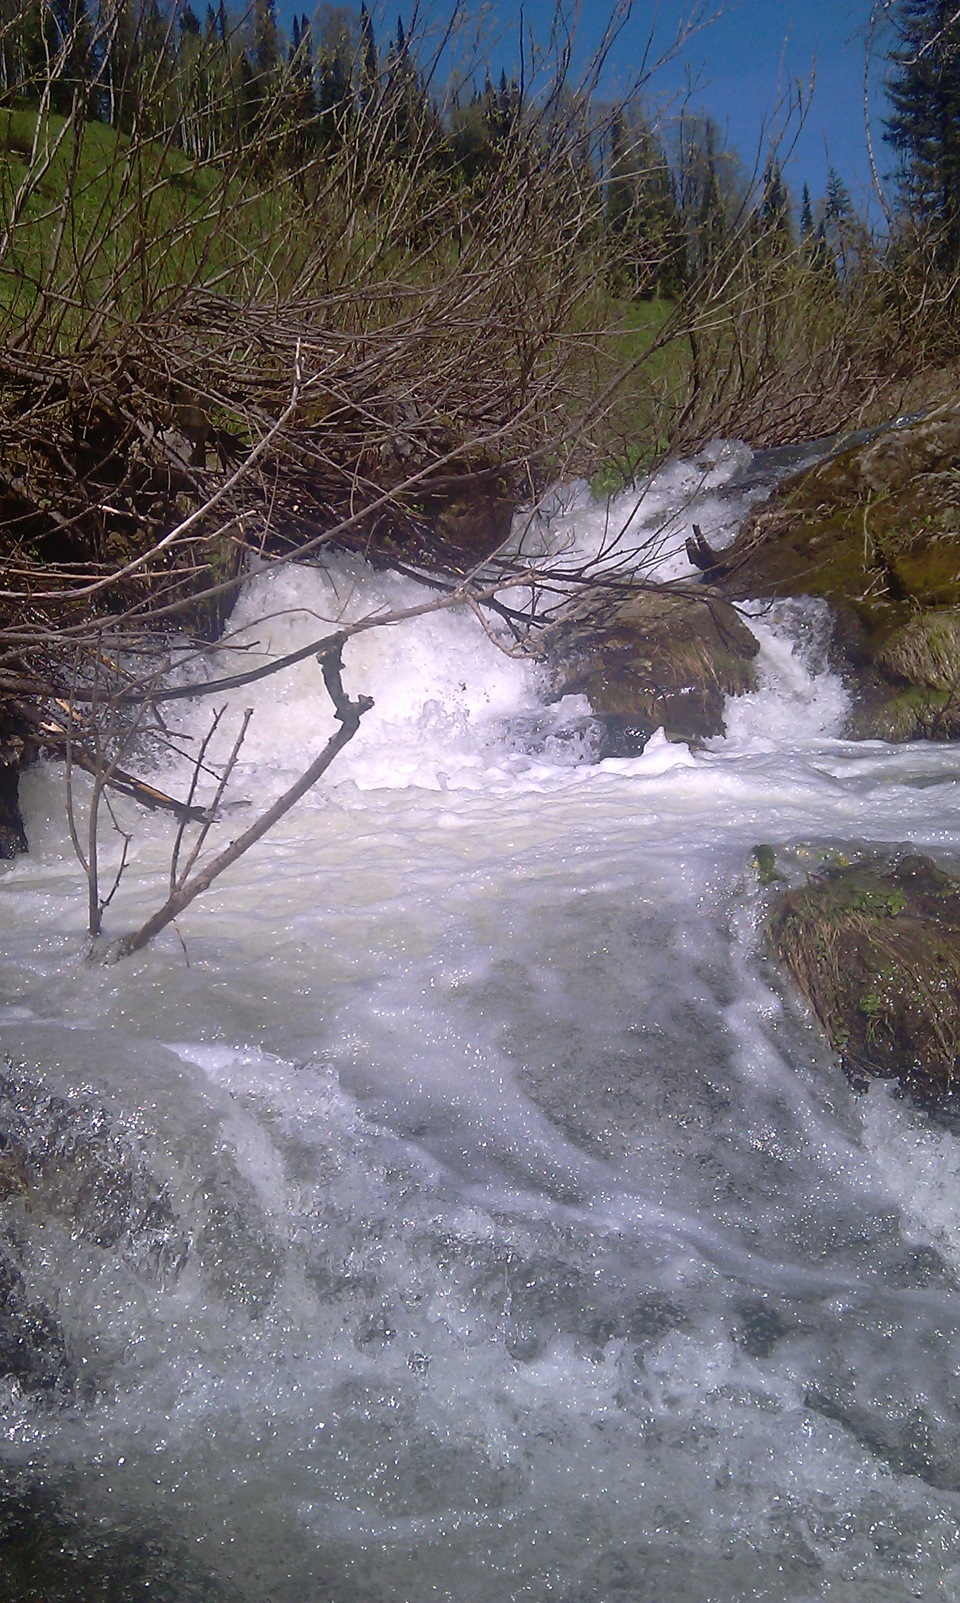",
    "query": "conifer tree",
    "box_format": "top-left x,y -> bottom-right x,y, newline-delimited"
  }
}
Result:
314,9 -> 351,147
885,0 -> 960,257
0,0 -> 46,97
822,165 -> 856,274
605,105 -> 634,234
359,1 -> 377,107
759,157 -> 793,245
48,0 -> 94,113
252,0 -> 279,78
383,12 -> 429,154
676,115 -> 738,273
